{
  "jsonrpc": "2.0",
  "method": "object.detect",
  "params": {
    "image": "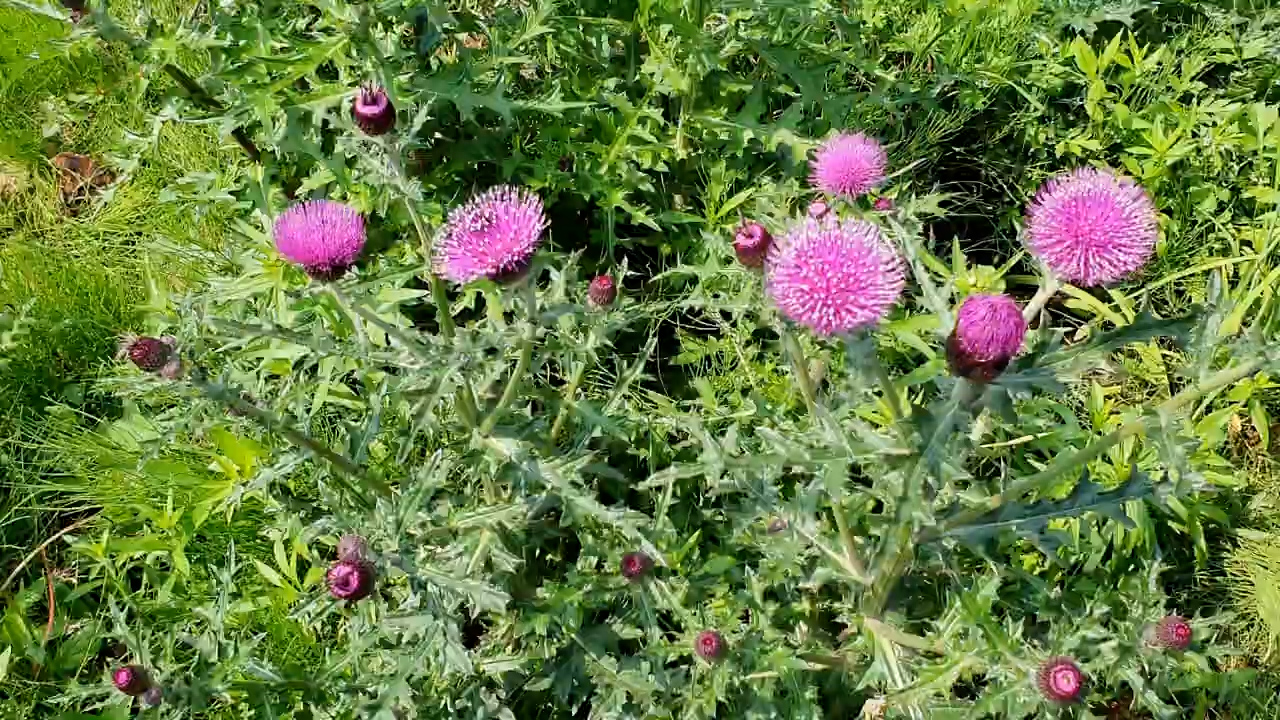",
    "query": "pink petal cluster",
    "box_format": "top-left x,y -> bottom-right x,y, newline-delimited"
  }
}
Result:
273,200 -> 367,279
1036,656 -> 1084,704
352,84 -> 395,136
766,217 -> 904,336
1150,615 -> 1192,651
809,132 -> 887,198
434,185 -> 547,283
954,294 -> 1026,364
1025,167 -> 1156,286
